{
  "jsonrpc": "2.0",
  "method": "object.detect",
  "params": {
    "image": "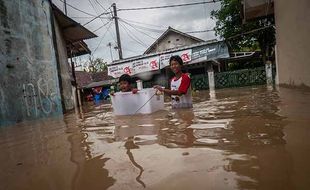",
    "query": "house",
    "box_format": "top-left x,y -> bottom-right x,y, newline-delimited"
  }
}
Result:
52,4 -> 96,111
76,70 -> 117,89
75,71 -> 93,88
144,27 -> 205,54
242,0 -> 310,87
0,0 -> 96,126
107,27 -> 229,88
